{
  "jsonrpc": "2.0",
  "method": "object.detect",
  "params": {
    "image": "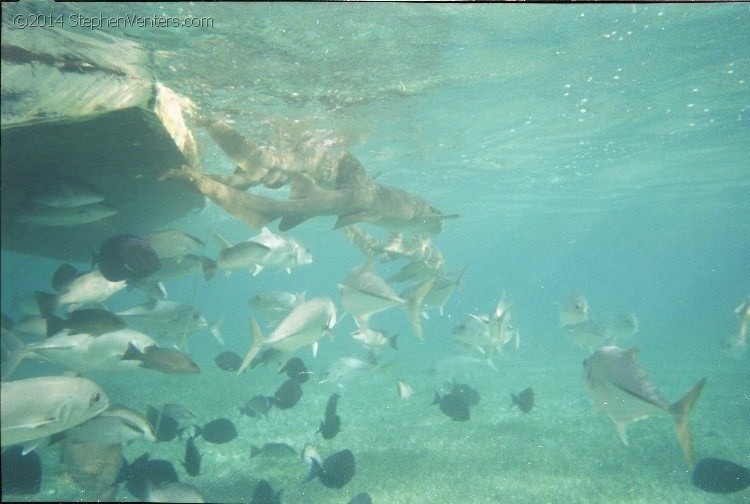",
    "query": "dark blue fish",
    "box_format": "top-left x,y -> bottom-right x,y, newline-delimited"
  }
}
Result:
214,350 -> 243,371
96,233 -> 161,282
125,453 -> 178,500
348,492 -> 373,504
273,379 -> 303,410
318,393 -> 341,440
195,418 -> 237,444
1,445 -> 42,495
251,479 -> 283,504
432,391 -> 470,421
692,458 -> 750,494
182,436 -> 202,477
308,449 -> 356,489
145,405 -> 184,442
279,357 -> 309,384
